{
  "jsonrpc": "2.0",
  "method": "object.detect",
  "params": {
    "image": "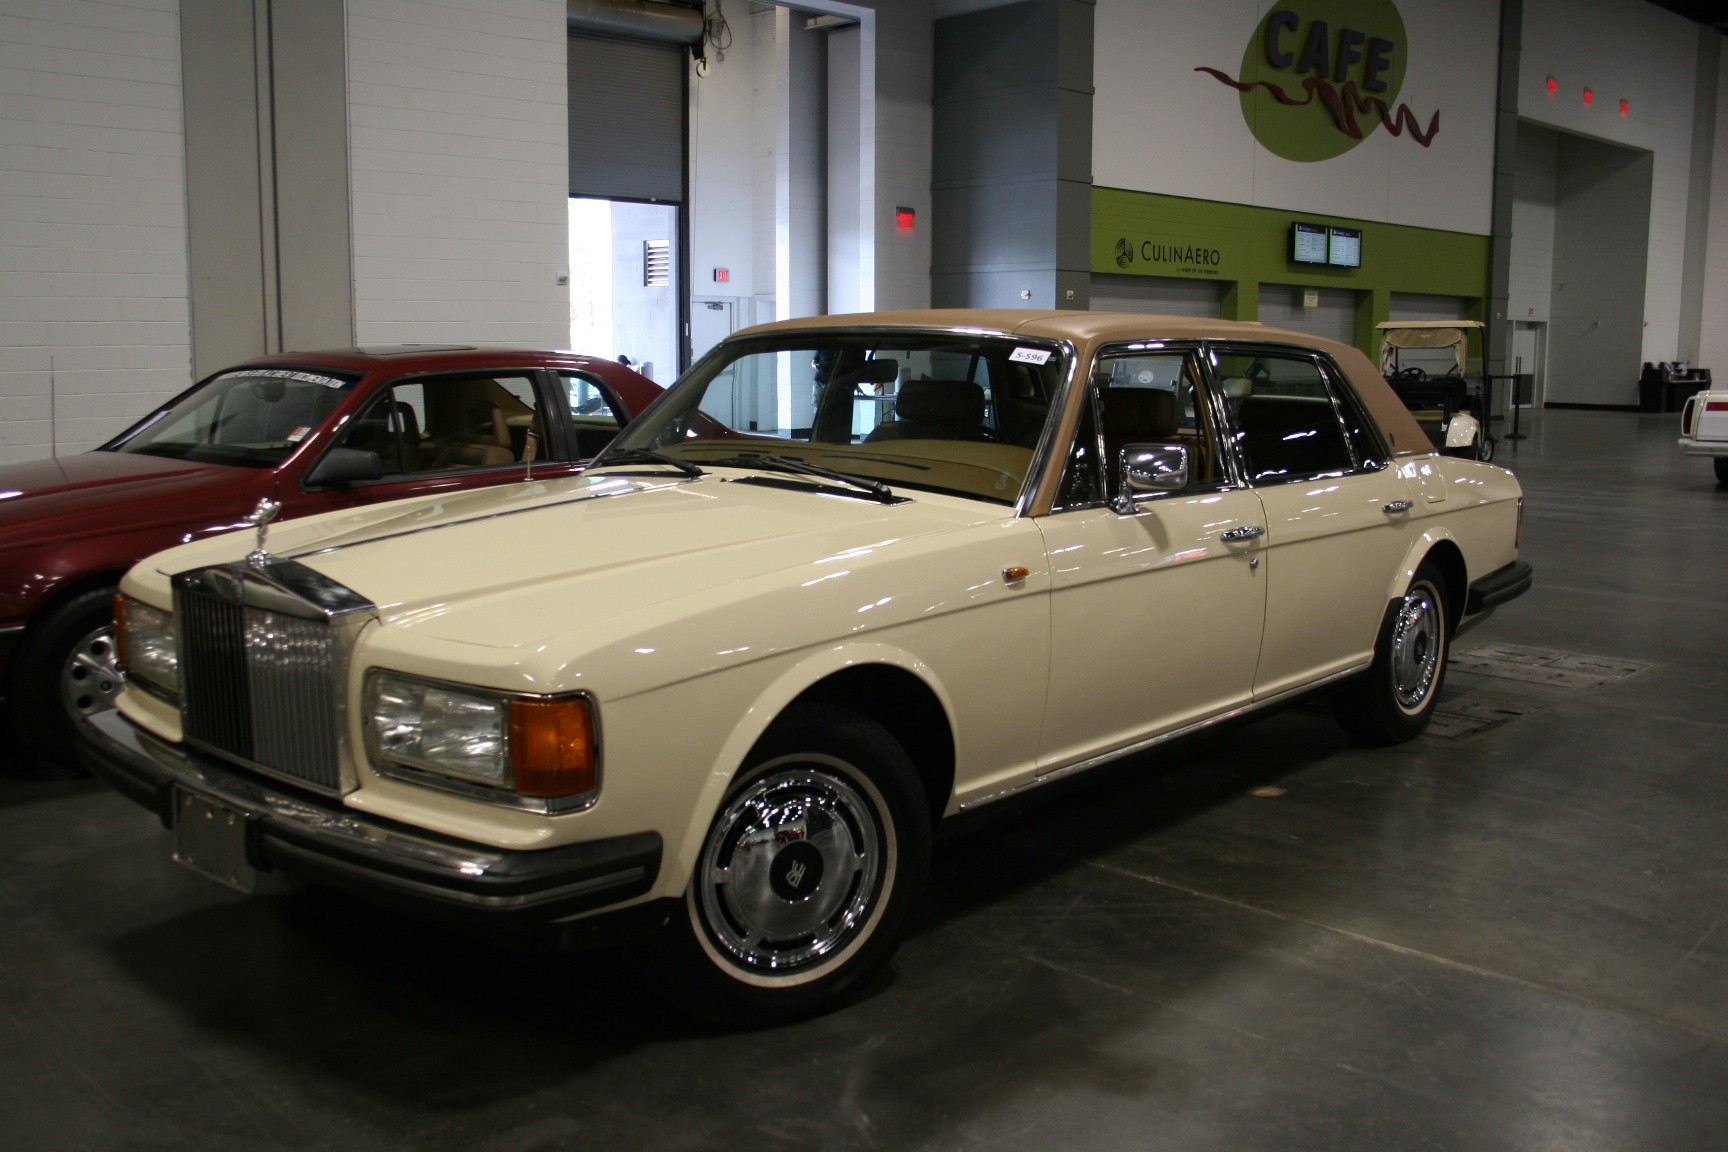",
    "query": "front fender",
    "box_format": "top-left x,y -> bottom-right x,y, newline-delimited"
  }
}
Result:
665,641 -> 957,898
